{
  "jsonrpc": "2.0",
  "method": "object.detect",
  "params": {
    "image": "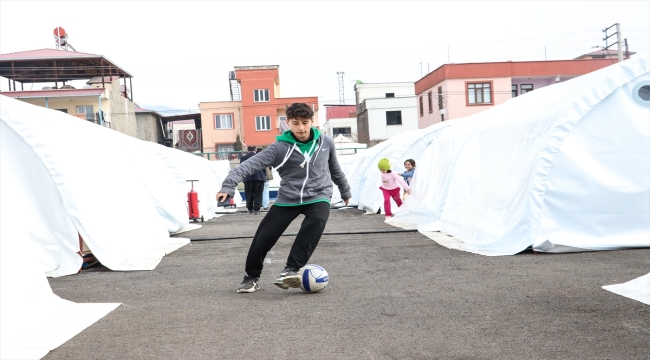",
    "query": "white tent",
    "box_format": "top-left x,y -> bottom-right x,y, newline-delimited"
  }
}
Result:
1,95 -> 234,357
341,56 -> 649,255
0,162 -> 119,359
333,133 -> 368,155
